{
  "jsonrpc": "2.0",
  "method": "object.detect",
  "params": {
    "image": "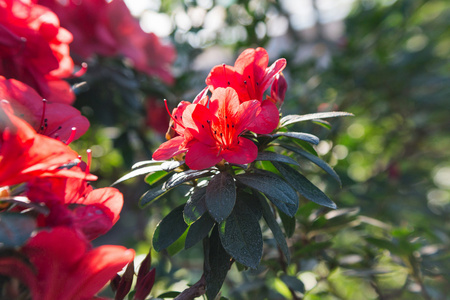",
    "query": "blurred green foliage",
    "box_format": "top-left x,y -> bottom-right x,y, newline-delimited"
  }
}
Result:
74,0 -> 449,298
